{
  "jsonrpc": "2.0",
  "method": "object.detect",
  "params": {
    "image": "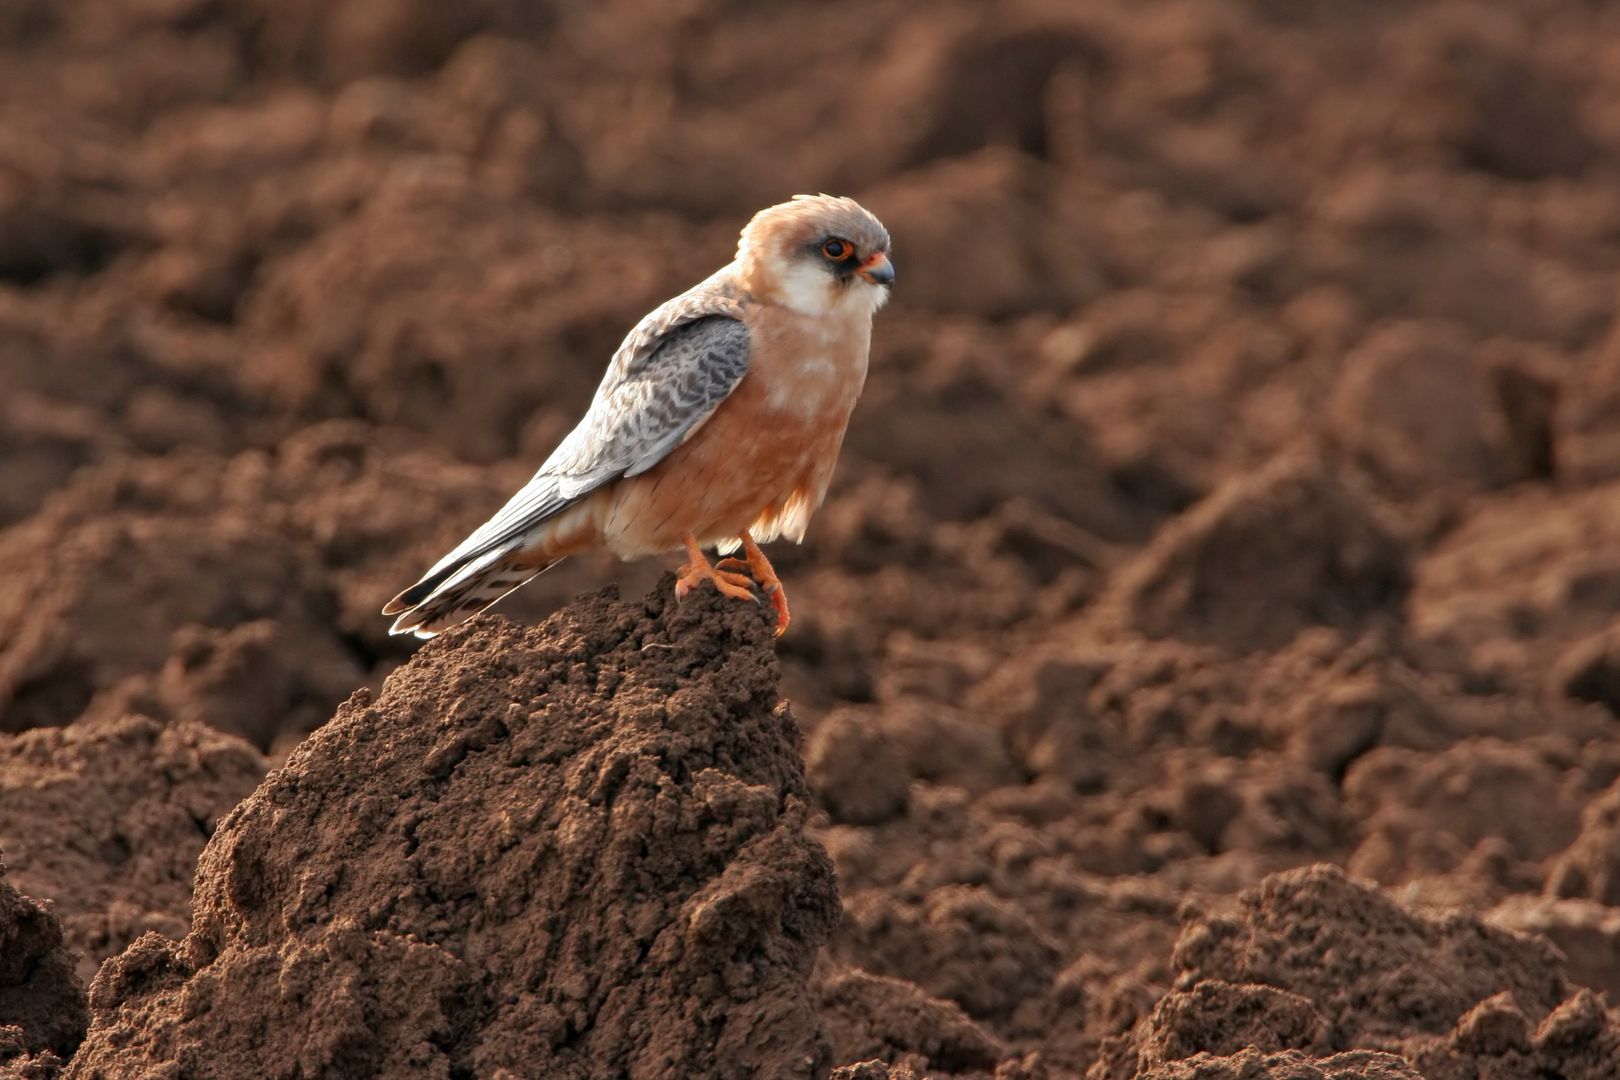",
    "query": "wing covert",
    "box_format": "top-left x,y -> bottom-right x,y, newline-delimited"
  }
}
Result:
551,314 -> 750,485
412,313 -> 750,583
